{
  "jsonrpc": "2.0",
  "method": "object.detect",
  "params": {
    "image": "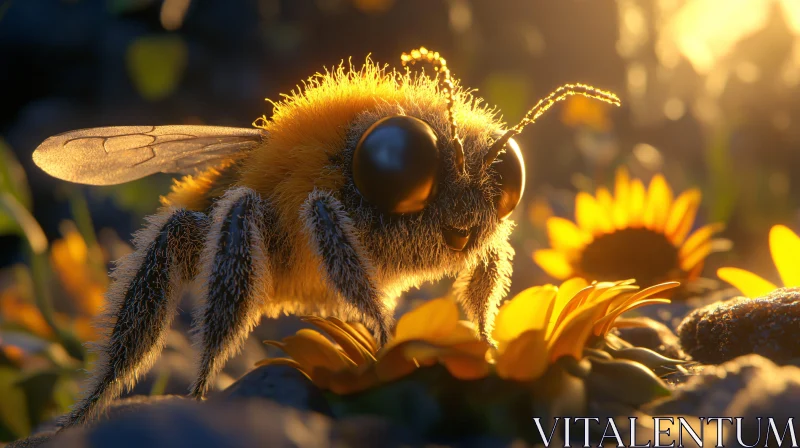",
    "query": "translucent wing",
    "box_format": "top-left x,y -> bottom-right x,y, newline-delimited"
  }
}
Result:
32,125 -> 265,185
